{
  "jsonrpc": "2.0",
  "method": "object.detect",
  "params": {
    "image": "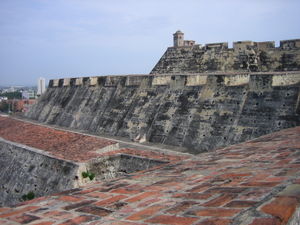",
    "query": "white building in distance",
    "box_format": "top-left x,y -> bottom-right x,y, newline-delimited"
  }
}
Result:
37,77 -> 46,96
